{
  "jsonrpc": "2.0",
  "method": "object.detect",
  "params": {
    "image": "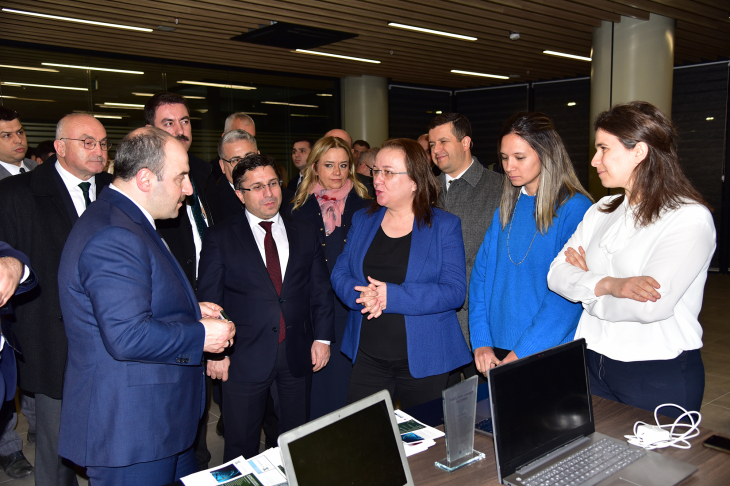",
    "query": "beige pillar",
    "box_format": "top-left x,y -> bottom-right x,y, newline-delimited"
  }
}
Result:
588,14 -> 675,198
341,75 -> 388,147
